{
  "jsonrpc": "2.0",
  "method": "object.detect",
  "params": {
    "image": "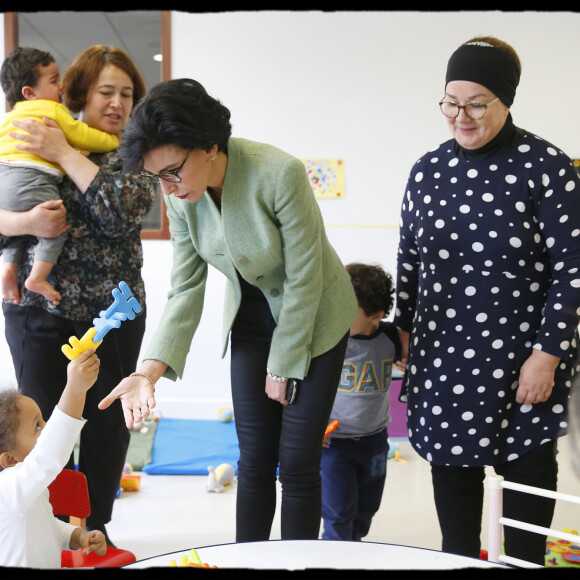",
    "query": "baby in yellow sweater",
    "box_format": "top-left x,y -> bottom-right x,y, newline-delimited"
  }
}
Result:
0,47 -> 119,305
